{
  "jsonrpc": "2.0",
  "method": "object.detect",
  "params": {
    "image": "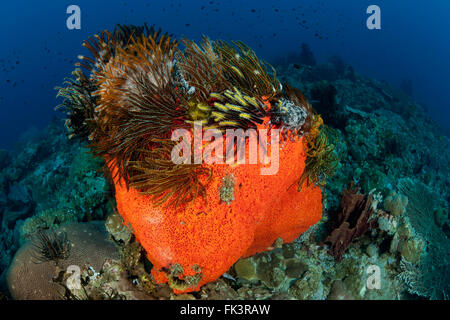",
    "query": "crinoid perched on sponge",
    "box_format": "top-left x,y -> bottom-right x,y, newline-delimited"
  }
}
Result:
56,24 -> 337,293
